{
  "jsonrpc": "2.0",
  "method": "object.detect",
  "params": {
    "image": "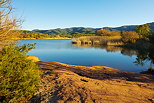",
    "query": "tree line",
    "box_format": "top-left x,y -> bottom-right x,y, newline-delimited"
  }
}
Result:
19,30 -> 95,39
96,24 -> 154,44
96,24 -> 154,72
